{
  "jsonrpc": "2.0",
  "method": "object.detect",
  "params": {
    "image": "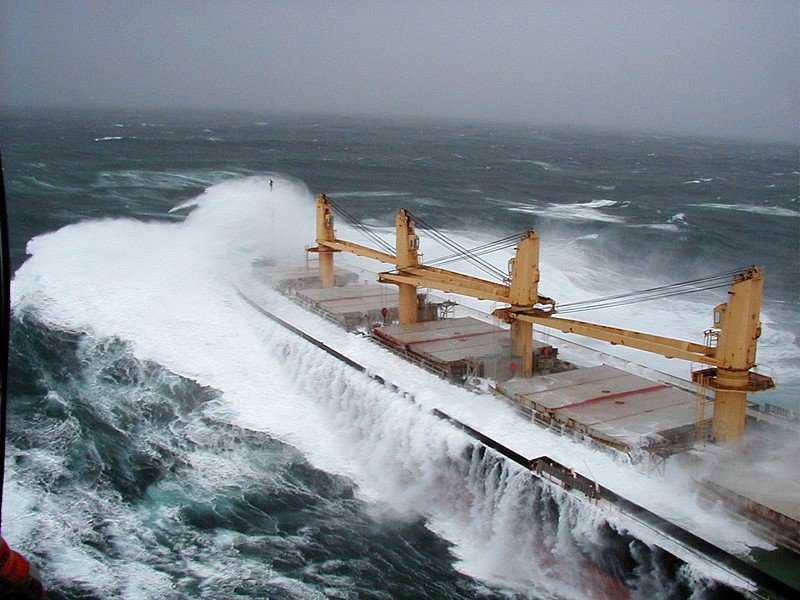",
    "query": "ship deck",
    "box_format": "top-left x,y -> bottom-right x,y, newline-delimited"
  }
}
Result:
288,279 -> 705,450
373,317 -> 552,361
496,365 -> 702,449
246,267 -> 799,559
